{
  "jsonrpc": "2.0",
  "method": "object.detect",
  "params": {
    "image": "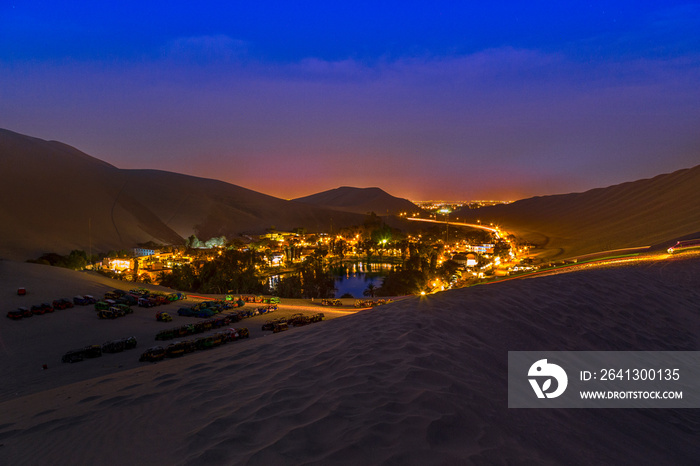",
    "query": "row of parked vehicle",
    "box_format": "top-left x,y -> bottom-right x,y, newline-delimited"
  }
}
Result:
6,297 -> 83,320
97,304 -> 133,319
176,299 -> 239,318
155,314 -> 241,341
237,295 -> 281,304
140,327 -> 249,362
177,302 -> 278,319
354,299 -> 392,308
321,299 -> 343,306
62,336 -> 138,363
94,288 -> 186,311
91,289 -> 186,319
261,312 -> 325,333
